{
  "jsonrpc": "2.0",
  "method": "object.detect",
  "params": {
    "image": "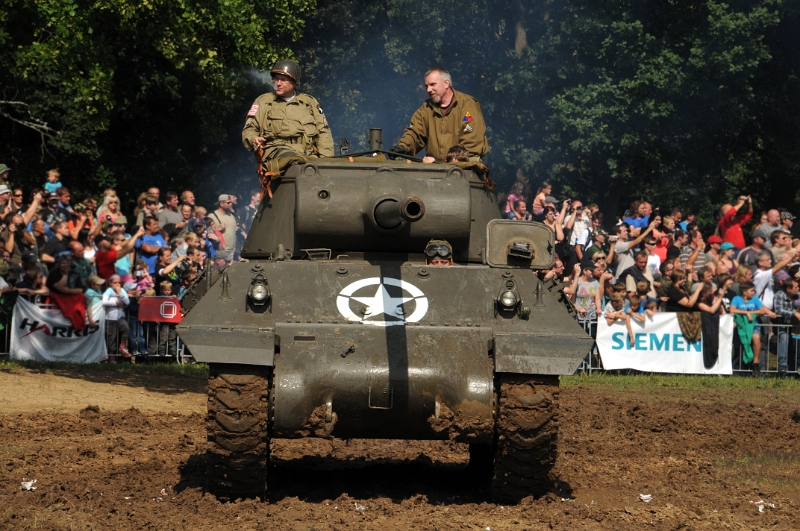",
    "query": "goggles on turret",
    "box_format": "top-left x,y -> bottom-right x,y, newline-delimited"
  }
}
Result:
424,244 -> 452,259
